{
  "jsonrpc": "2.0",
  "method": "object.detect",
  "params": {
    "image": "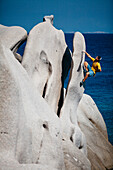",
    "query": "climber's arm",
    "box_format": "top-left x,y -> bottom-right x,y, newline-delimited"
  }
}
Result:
82,51 -> 95,61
